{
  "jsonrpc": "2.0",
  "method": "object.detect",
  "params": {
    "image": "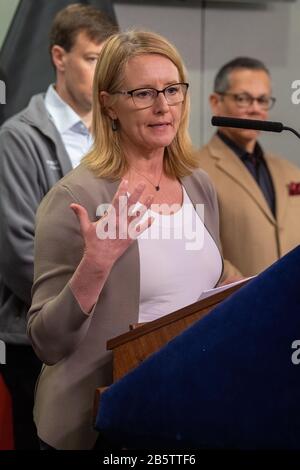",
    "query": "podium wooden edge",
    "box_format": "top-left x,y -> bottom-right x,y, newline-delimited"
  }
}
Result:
107,279 -> 249,351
